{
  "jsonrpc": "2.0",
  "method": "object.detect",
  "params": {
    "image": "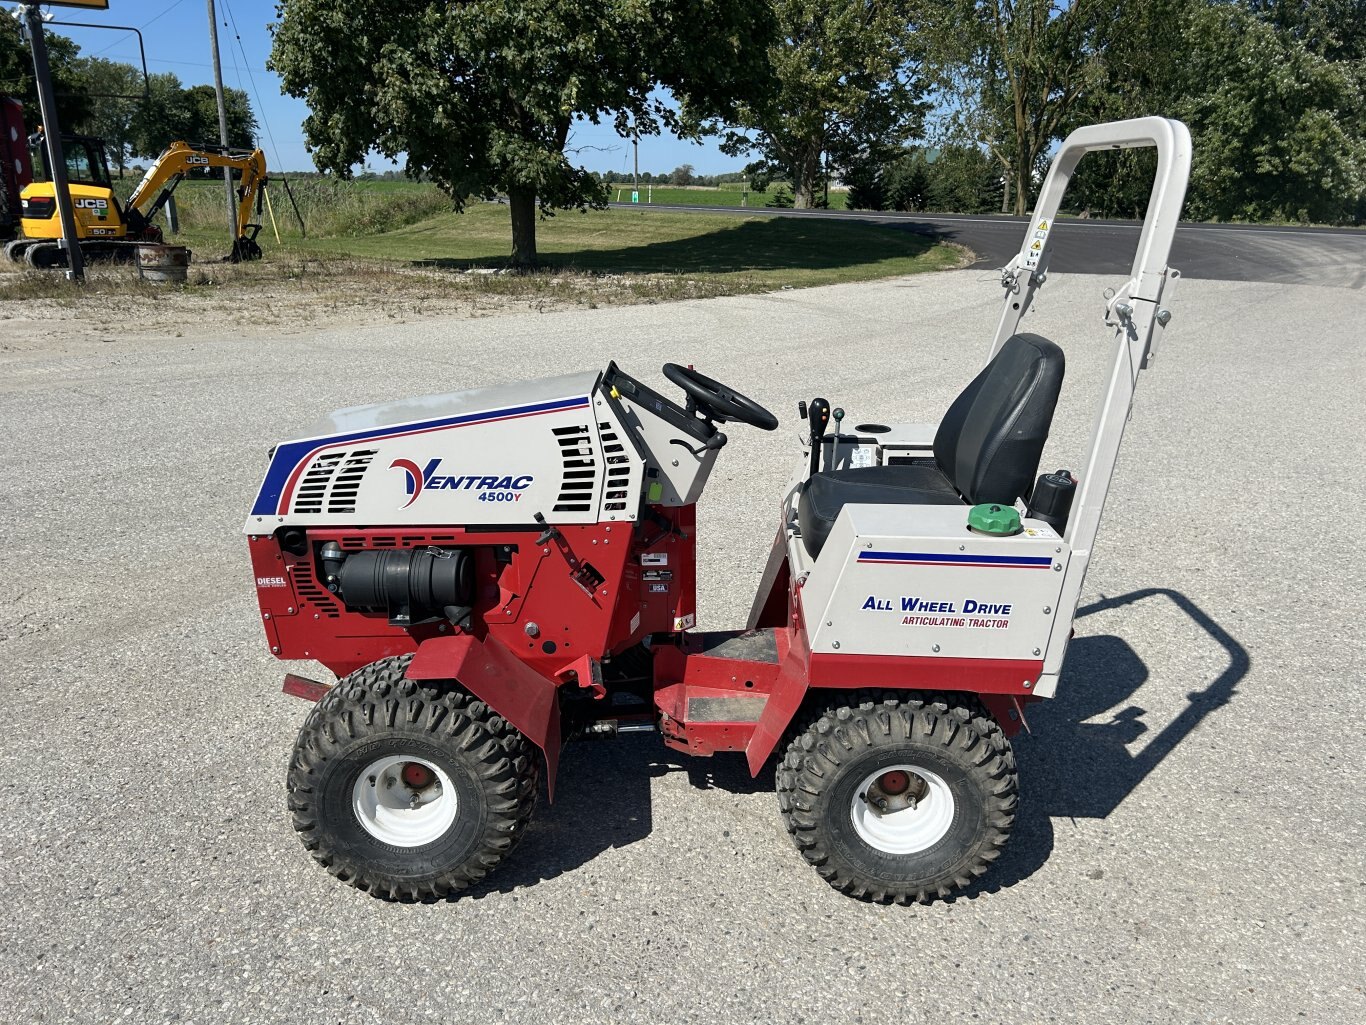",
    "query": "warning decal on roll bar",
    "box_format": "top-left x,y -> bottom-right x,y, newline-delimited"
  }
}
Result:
1025,219 -> 1050,268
